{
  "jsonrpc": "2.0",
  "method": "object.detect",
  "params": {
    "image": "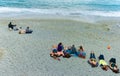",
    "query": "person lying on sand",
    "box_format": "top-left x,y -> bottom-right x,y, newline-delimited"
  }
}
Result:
19,27 -> 33,34
109,58 -> 119,73
25,26 -> 33,34
88,51 -> 98,67
50,45 -> 60,61
98,54 -> 109,71
19,27 -> 26,34
50,44 -> 64,61
50,52 -> 64,58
